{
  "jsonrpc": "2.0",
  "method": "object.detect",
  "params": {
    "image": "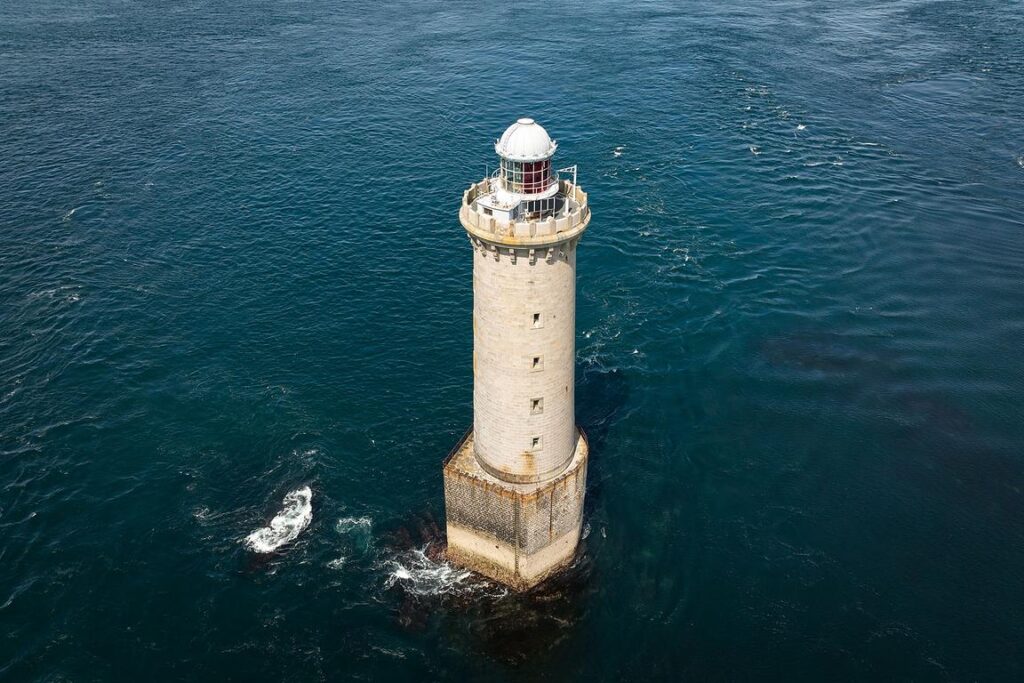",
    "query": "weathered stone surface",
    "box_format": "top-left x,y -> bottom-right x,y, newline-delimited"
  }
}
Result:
444,173 -> 592,591
470,240 -> 579,483
443,430 -> 588,591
